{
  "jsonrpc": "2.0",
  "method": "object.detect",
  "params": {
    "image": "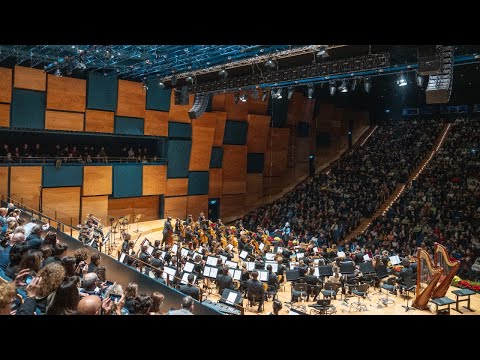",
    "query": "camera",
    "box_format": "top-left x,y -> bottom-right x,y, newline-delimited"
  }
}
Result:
25,275 -> 33,285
